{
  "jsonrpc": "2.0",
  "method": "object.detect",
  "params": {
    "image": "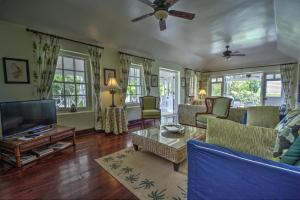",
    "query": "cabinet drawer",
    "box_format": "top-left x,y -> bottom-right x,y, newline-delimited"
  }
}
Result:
20,137 -> 50,152
51,131 -> 74,142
